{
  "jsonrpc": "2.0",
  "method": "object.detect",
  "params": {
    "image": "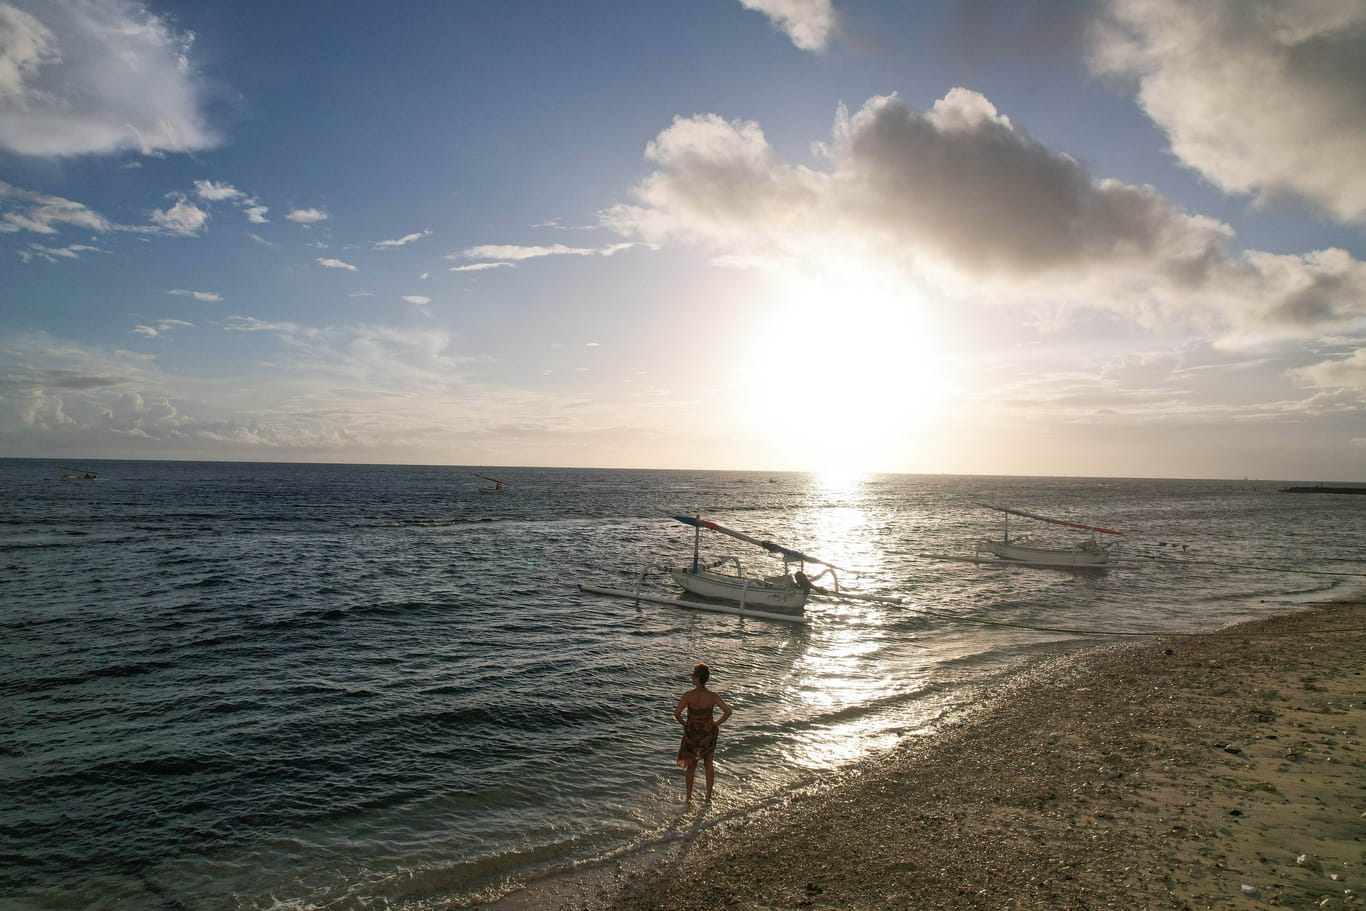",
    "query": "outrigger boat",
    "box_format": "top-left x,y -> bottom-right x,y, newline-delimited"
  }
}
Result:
667,515 -> 822,614
475,474 -> 509,492
974,503 -> 1122,567
579,514 -> 901,624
